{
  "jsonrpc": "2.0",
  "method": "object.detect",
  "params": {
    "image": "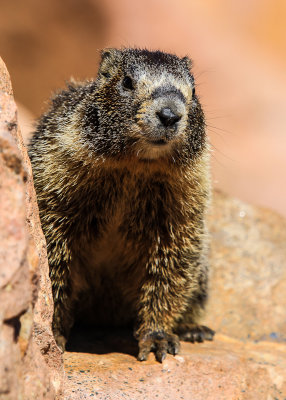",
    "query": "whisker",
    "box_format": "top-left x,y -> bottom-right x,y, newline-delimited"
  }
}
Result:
208,141 -> 236,163
206,124 -> 232,135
